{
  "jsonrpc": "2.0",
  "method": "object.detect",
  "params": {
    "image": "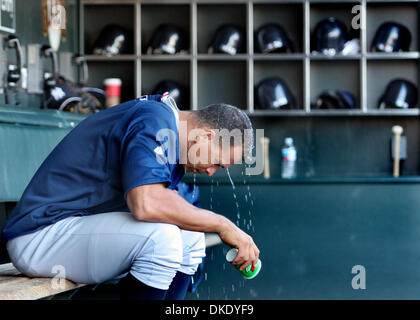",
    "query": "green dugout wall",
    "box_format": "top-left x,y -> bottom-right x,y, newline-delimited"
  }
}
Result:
185,177 -> 420,300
